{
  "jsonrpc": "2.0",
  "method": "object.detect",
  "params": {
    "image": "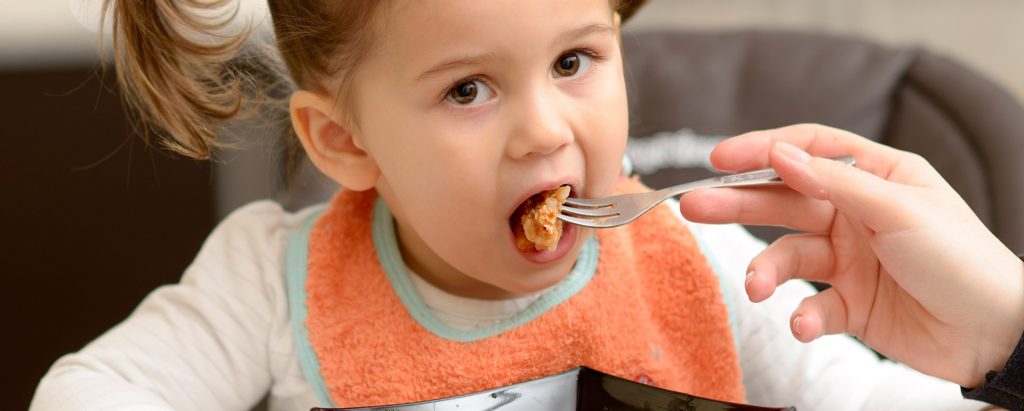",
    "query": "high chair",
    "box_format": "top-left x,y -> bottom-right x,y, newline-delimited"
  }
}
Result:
618,29 -> 1024,252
